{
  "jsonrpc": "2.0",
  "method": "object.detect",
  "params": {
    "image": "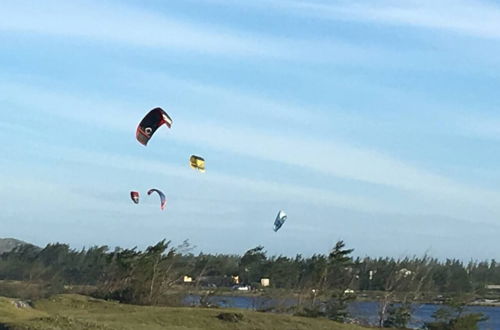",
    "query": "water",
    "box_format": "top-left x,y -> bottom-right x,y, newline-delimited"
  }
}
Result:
349,301 -> 500,330
184,295 -> 500,329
